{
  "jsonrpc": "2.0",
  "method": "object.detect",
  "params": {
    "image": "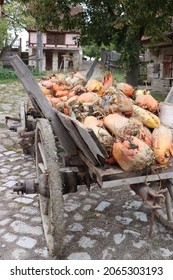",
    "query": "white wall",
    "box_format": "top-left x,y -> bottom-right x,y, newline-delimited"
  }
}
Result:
19,30 -> 29,51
